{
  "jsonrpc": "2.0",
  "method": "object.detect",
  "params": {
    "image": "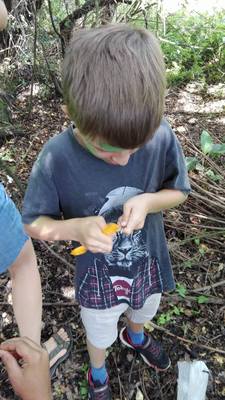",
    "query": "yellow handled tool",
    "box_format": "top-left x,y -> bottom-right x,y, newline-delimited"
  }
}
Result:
70,223 -> 119,256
